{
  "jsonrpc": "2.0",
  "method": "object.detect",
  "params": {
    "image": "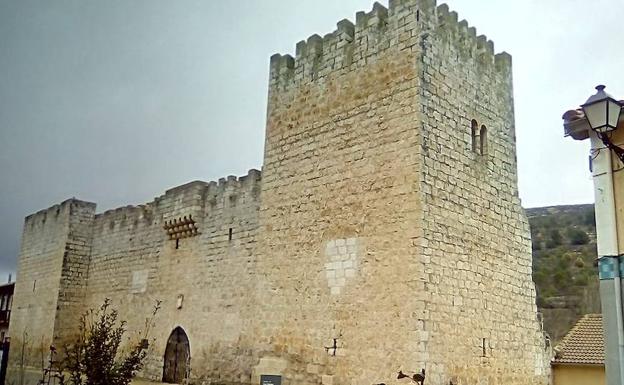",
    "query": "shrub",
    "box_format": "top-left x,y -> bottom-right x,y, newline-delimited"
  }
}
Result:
546,229 -> 562,248
63,299 -> 160,385
583,208 -> 596,226
567,228 -> 590,245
